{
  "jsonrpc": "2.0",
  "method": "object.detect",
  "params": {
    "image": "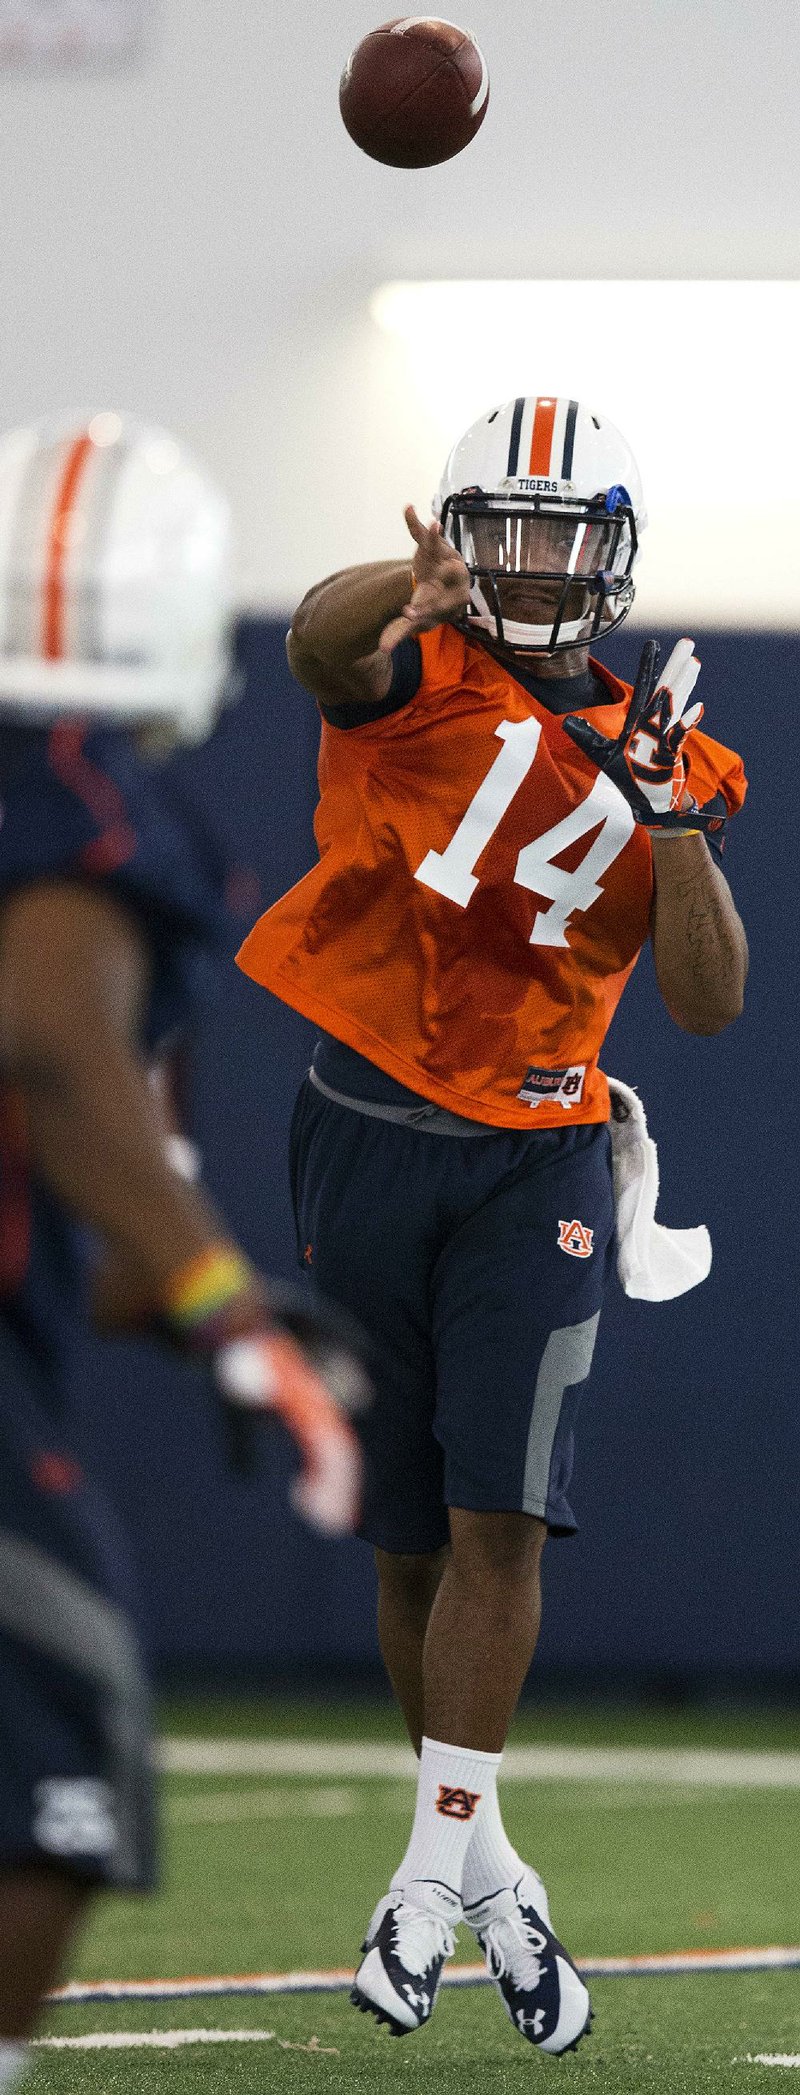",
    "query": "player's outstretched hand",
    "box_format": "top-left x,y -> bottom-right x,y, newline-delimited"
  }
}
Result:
563,639 -> 719,837
379,505 -> 471,653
